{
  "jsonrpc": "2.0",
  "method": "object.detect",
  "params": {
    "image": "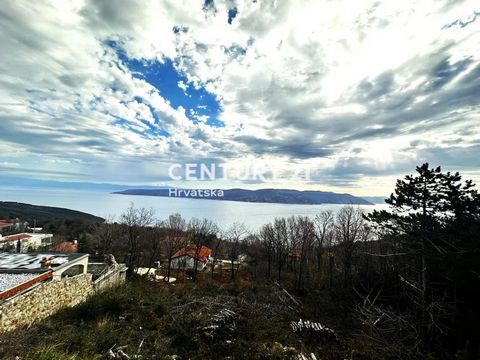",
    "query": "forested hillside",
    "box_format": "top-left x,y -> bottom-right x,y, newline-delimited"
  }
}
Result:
0,202 -> 103,226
